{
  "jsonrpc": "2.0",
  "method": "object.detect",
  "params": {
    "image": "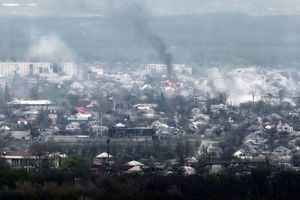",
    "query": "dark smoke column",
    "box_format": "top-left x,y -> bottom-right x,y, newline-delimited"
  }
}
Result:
125,3 -> 174,79
147,32 -> 174,79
